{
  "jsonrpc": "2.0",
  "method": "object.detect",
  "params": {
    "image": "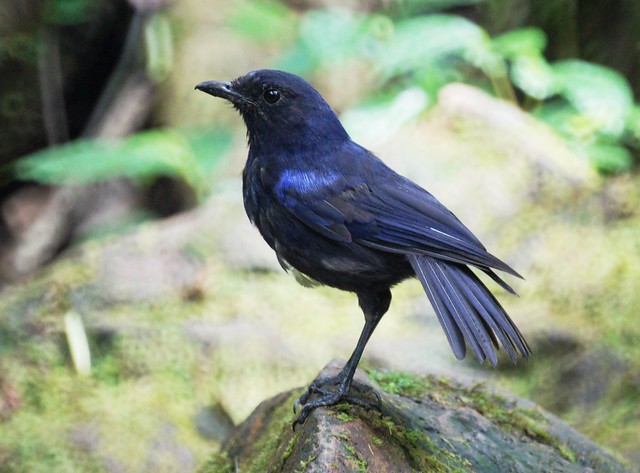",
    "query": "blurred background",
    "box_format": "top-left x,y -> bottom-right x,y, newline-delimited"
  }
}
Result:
0,0 -> 639,471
